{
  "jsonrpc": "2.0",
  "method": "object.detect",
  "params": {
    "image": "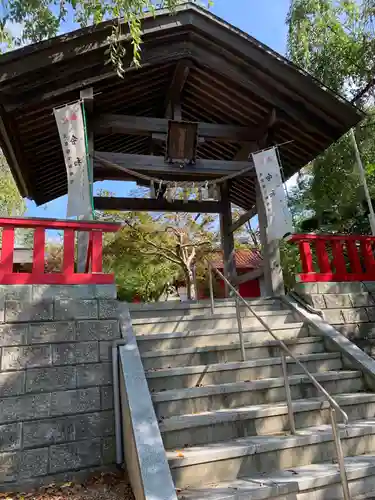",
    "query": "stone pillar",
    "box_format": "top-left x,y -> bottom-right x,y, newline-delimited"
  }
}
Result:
256,182 -> 284,296
219,182 -> 236,297
0,284 -> 121,489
